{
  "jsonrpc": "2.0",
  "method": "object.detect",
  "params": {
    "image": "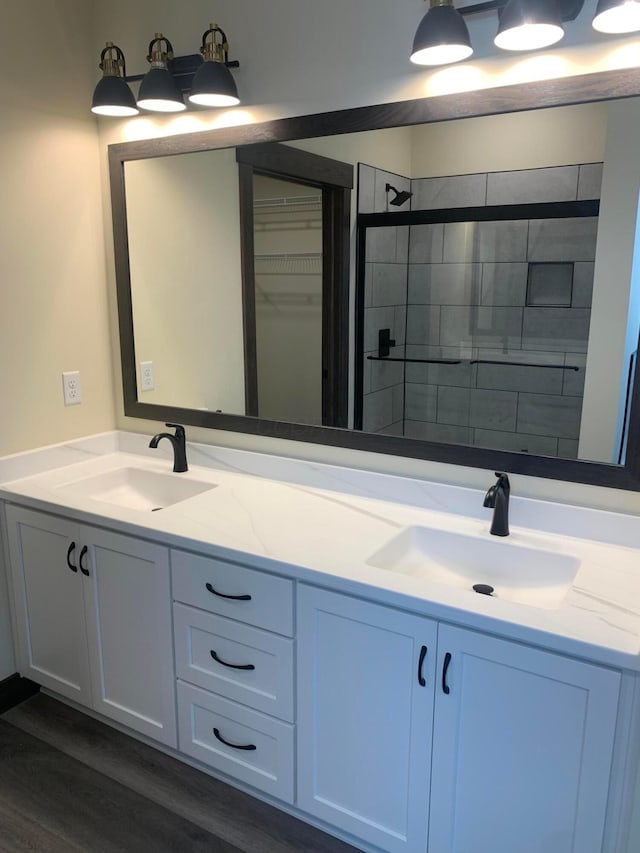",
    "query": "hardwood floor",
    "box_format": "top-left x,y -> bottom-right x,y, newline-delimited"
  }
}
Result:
0,694 -> 361,853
